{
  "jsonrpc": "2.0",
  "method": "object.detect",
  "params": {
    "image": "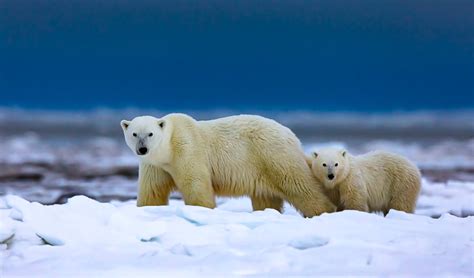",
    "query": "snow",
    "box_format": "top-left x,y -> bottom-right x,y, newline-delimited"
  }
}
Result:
417,179 -> 474,217
1,195 -> 473,276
